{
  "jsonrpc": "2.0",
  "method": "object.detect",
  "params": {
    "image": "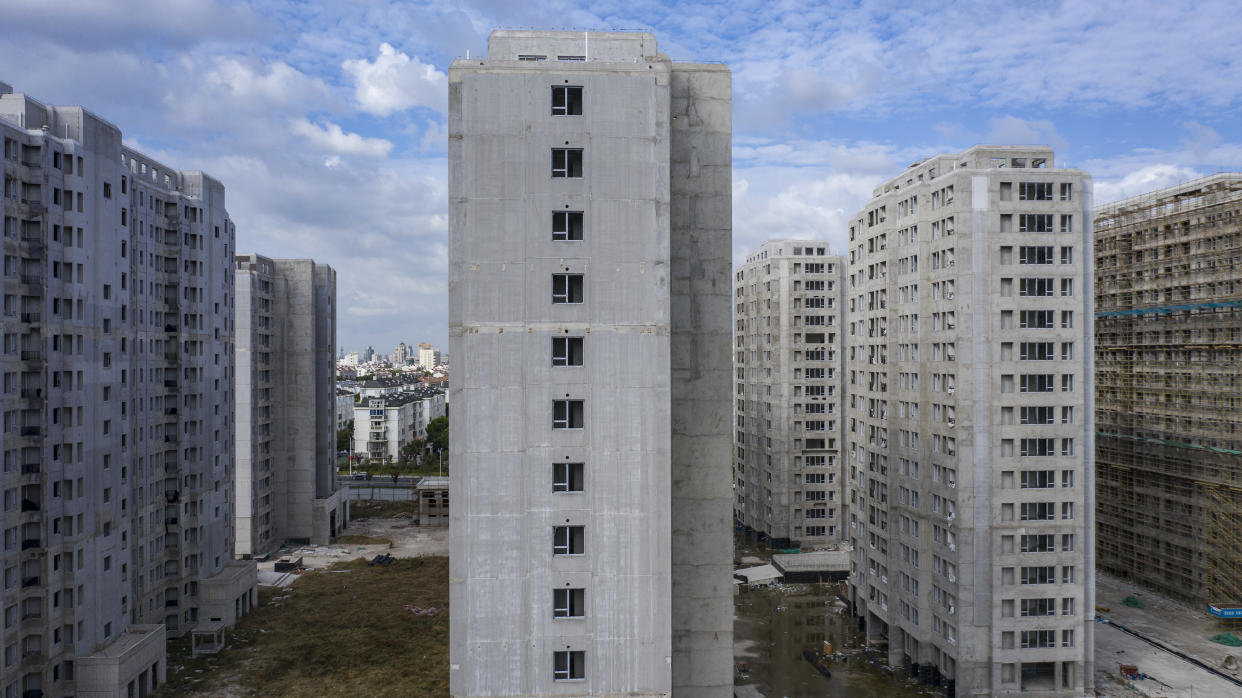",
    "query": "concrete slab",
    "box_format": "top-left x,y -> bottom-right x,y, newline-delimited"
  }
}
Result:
1095,571 -> 1242,683
1094,619 -> 1241,697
